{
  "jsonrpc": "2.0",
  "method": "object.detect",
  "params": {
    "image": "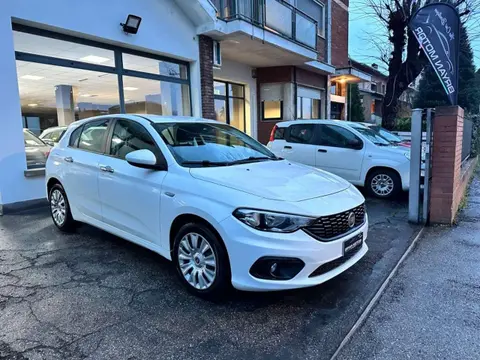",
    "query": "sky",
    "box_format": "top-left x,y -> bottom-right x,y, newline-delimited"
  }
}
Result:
348,0 -> 480,71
